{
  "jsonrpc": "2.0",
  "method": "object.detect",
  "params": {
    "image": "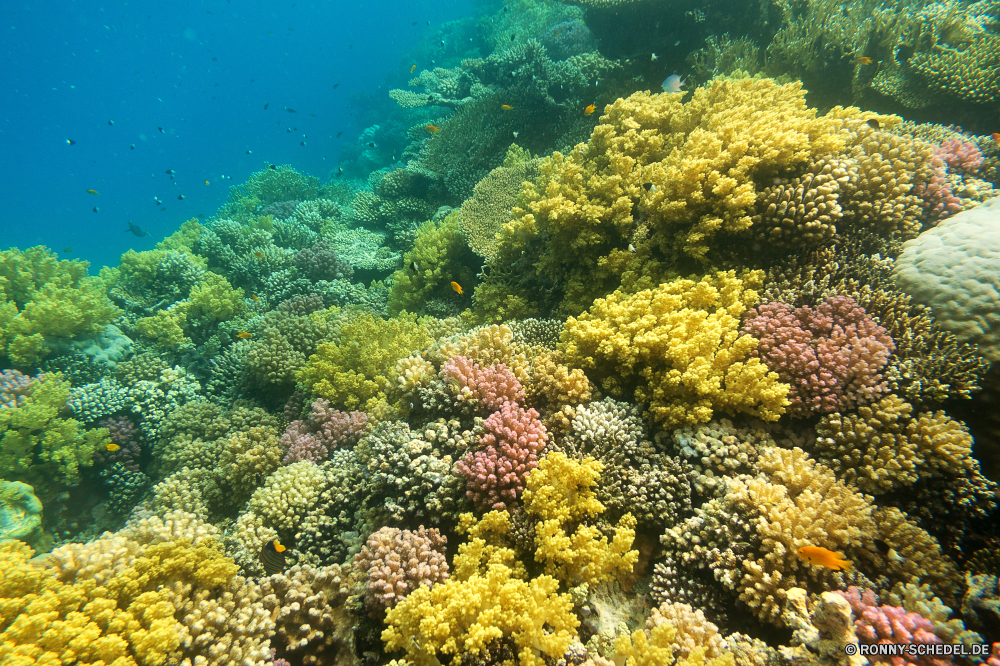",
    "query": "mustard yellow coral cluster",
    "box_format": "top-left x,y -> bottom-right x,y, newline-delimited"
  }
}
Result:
523,451 -> 639,587
560,271 -> 790,427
